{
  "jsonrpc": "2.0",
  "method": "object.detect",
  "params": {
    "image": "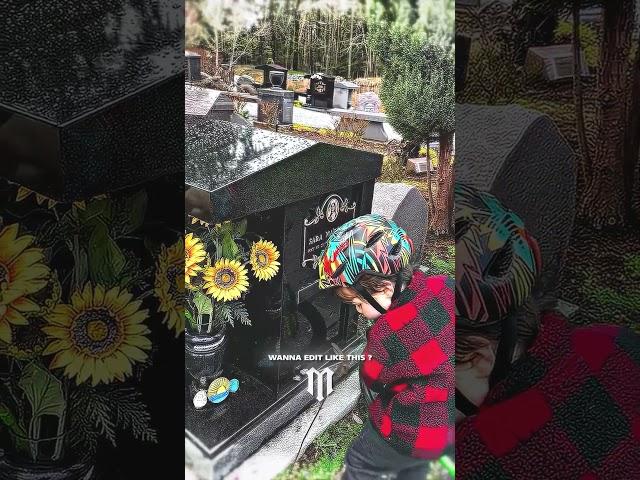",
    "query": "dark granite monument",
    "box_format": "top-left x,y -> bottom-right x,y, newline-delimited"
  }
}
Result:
255,63 -> 289,90
304,73 -> 336,109
0,5 -> 183,203
257,87 -> 295,125
186,50 -> 203,81
185,120 -> 383,478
